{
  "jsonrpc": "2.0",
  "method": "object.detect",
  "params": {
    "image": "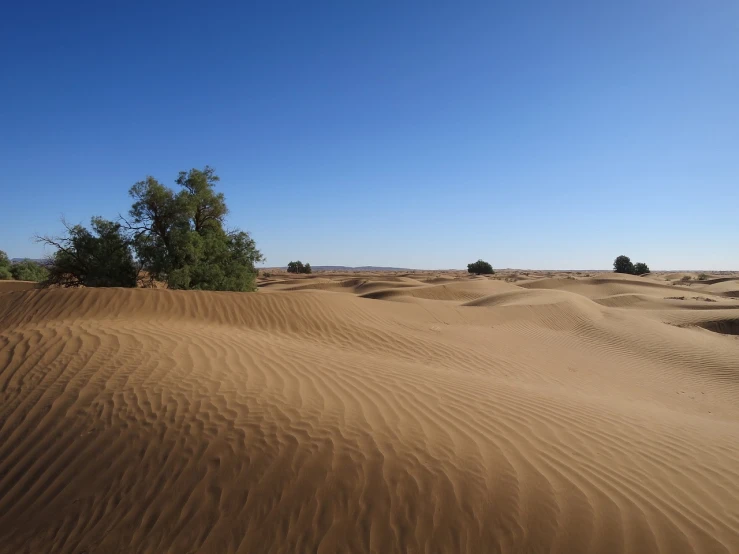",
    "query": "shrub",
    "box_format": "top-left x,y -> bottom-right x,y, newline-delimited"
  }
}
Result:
613,255 -> 635,274
10,260 -> 48,282
287,261 -> 312,274
38,218 -> 139,288
633,262 -> 650,275
681,275 -> 692,282
698,273 -> 709,281
467,259 -> 494,275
